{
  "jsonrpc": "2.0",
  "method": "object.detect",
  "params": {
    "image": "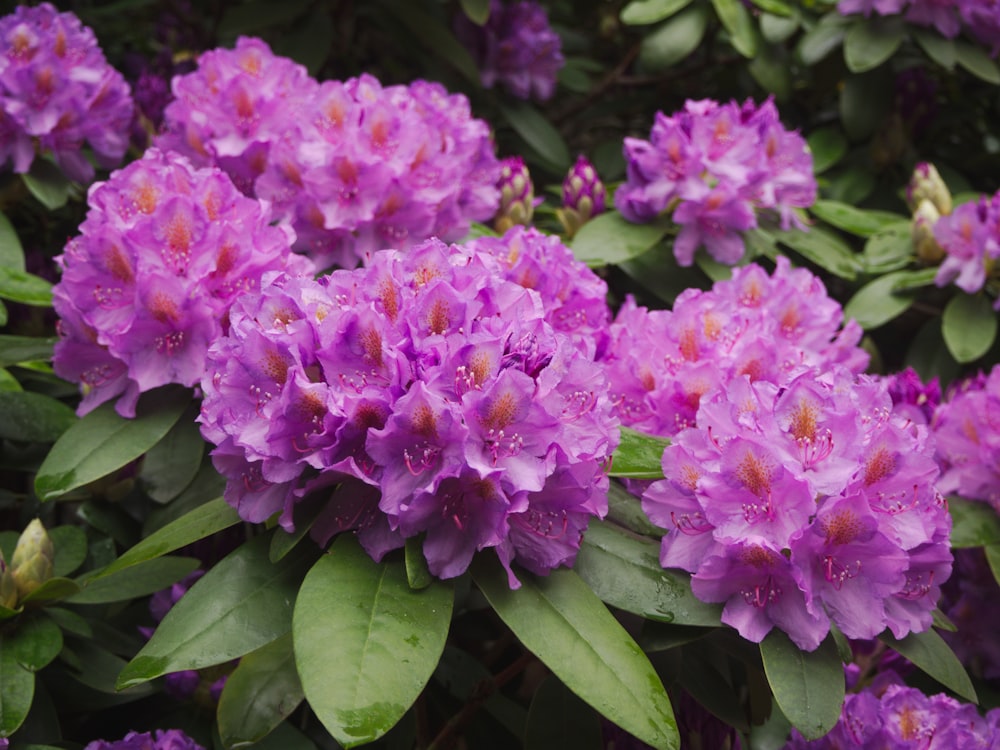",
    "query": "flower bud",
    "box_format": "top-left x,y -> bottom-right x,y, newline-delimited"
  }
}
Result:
912,198 -> 945,264
0,553 -> 18,609
558,155 -> 606,238
907,162 -> 952,216
11,519 -> 54,599
494,156 -> 535,233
